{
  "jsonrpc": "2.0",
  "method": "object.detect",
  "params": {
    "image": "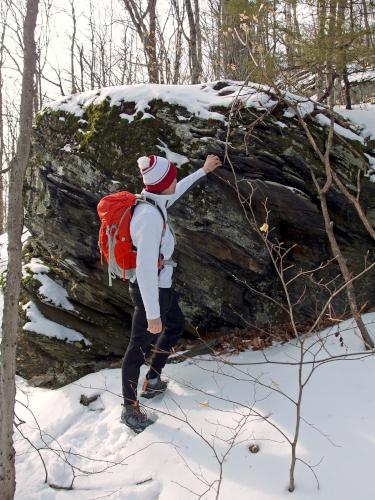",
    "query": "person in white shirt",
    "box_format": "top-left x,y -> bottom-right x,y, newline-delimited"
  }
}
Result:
121,153 -> 222,433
